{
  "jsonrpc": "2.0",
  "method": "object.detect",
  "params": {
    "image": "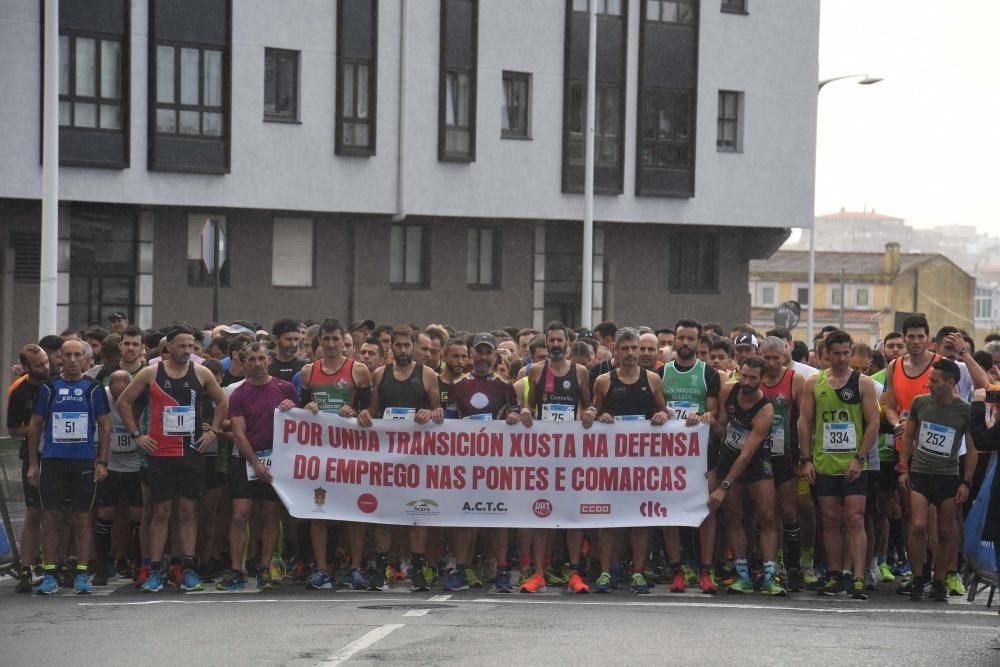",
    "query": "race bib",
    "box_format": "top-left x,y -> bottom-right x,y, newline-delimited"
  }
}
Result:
769,420 -> 785,456
162,405 -> 195,436
726,423 -> 750,450
464,414 -> 493,421
541,403 -> 575,422
111,425 -> 136,453
313,391 -> 345,414
384,407 -> 416,422
247,448 -> 272,482
615,415 -> 645,422
53,411 -> 88,443
917,422 -> 956,458
668,401 -> 697,421
823,422 -> 857,453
